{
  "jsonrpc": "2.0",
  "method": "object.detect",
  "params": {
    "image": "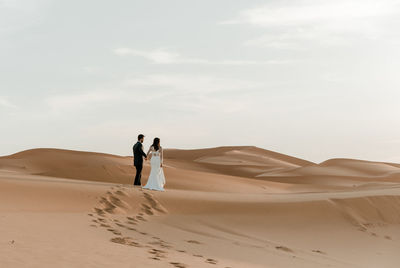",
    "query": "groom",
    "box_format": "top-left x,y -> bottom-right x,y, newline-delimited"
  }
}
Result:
133,134 -> 147,186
